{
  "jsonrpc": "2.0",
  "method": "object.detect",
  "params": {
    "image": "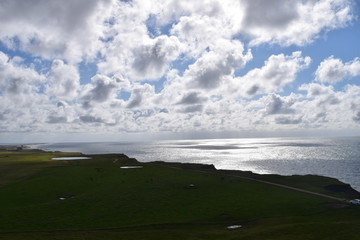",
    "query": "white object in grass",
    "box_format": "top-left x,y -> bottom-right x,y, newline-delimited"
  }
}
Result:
120,166 -> 143,169
52,157 -> 92,160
